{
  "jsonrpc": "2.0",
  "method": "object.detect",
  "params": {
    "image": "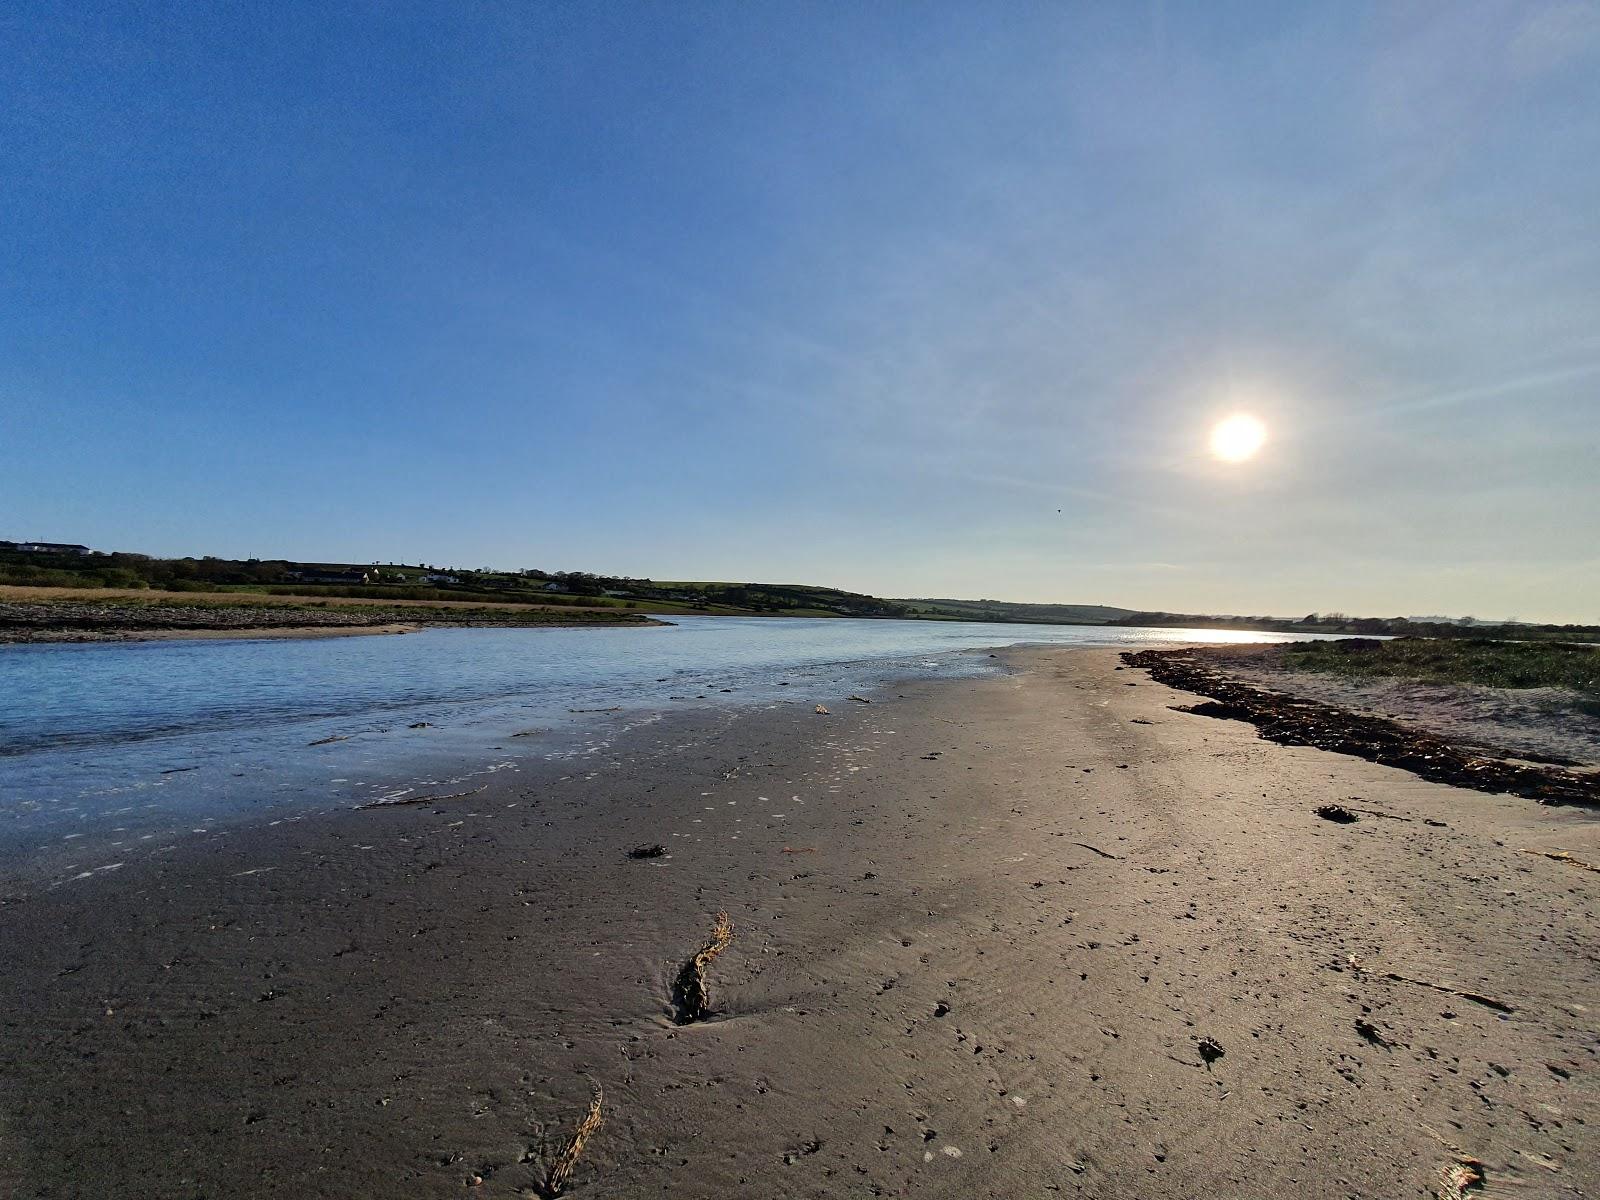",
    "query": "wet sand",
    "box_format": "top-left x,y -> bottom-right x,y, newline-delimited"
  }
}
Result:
1,648 -> 1596,1198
